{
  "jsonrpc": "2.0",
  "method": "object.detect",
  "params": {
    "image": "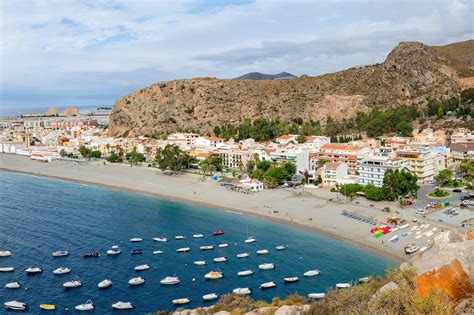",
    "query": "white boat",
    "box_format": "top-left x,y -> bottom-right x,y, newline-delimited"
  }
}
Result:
275,245 -> 287,250
236,252 -> 250,258
40,304 -> 56,311
134,264 -> 150,271
259,263 -> 275,270
204,271 -> 224,280
218,243 -> 229,248
111,245 -> 119,249
245,237 -> 256,243
112,301 -> 134,310
25,267 -> 43,274
284,277 -> 299,283
308,293 -> 325,299
4,301 -> 28,311
256,249 -> 269,255
233,287 -> 252,295
336,283 -> 351,288
194,260 -> 207,266
200,245 -> 214,251
0,267 -> 14,272
5,282 -> 20,289
172,298 -> 190,305
203,293 -> 219,301
160,276 -> 180,285
53,267 -> 71,275
75,300 -> 94,311
107,249 -> 121,255
98,279 -> 112,289
193,234 -> 205,238
0,250 -> 11,257
175,235 -> 186,240
405,244 -> 420,254
128,277 -> 145,286
213,256 -> 227,263
420,246 -> 428,252
63,279 -> 82,288
260,281 -> 277,289
153,237 -> 168,242
130,237 -> 143,242
153,250 -> 164,255
176,247 -> 191,253
304,270 -> 320,277
52,250 -> 69,257
237,269 -> 254,276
